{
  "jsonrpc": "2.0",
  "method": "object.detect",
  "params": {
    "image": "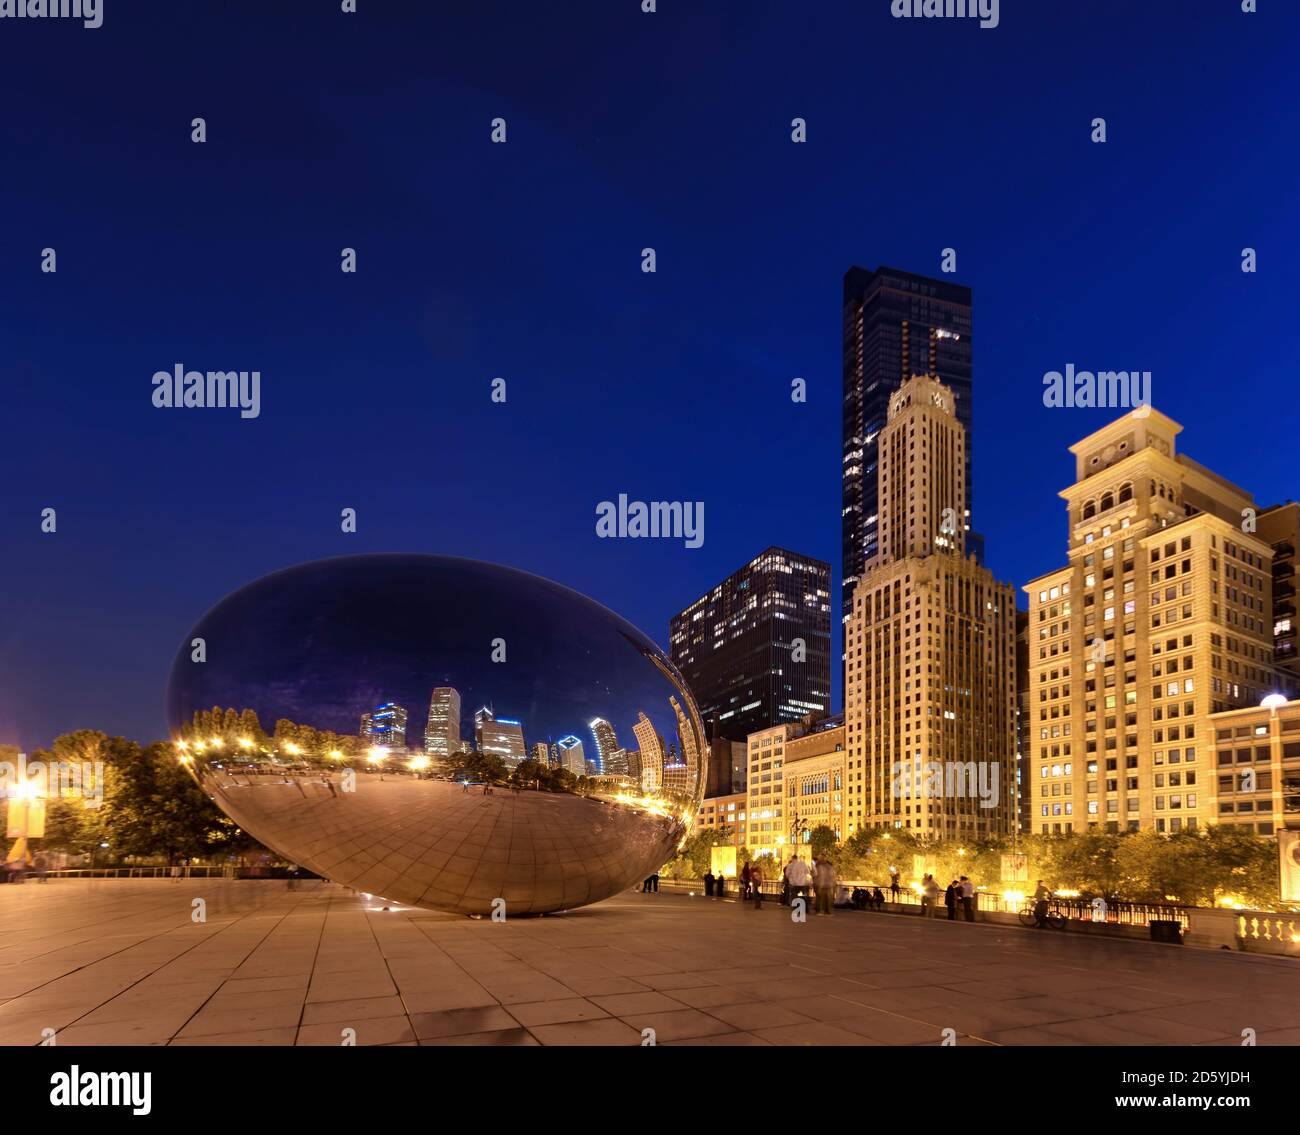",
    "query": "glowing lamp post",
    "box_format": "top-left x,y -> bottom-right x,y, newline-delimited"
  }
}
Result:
5,776 -> 46,870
